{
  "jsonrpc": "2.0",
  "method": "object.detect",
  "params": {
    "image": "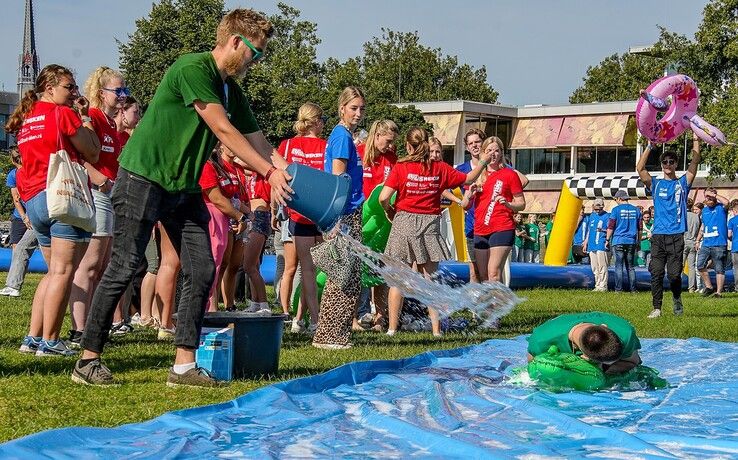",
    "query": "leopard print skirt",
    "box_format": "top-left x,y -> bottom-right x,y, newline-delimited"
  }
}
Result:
312,208 -> 363,347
